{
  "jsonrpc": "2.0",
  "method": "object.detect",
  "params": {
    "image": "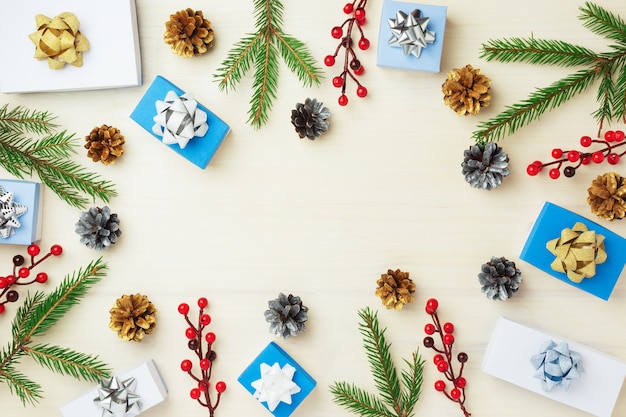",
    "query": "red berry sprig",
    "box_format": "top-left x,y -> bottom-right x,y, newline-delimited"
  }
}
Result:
325,0 -> 369,106
178,297 -> 226,417
0,244 -> 62,314
423,298 -> 471,417
527,129 -> 625,179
